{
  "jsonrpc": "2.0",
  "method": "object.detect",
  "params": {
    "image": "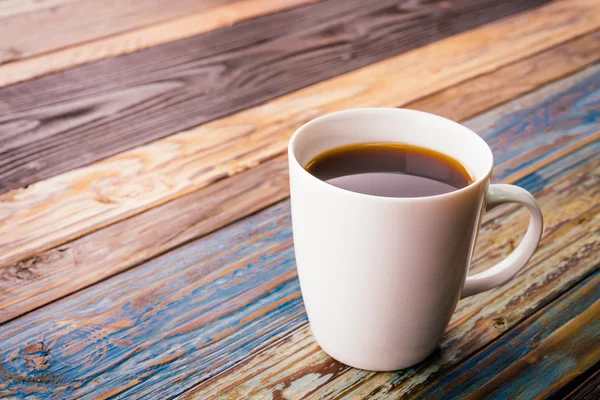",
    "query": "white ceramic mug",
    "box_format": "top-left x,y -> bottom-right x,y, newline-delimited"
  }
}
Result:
288,108 -> 543,371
